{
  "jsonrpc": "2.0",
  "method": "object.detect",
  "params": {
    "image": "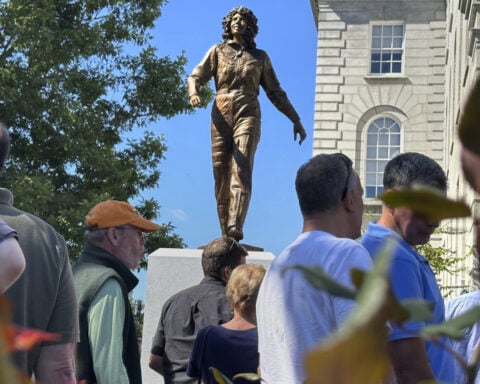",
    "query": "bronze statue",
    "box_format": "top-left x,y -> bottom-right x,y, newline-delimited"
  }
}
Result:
188,6 -> 306,241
